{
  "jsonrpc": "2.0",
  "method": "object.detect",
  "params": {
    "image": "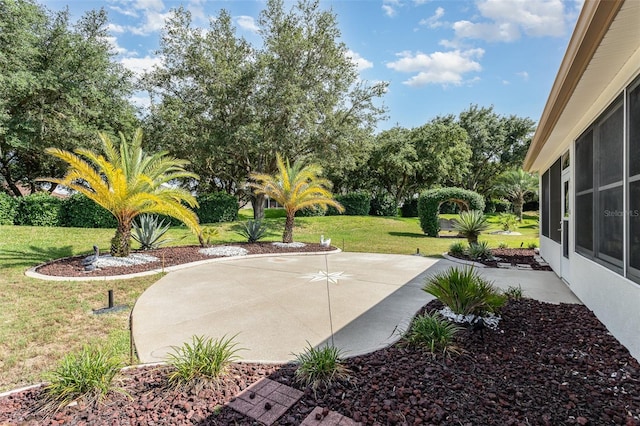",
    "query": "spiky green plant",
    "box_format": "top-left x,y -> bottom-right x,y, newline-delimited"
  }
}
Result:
448,241 -> 467,256
132,214 -> 172,250
43,346 -> 124,410
405,312 -> 461,355
237,219 -> 267,243
294,343 -> 350,391
423,267 -> 507,316
468,241 -> 493,260
200,226 -> 219,246
166,335 -> 243,388
453,210 -> 489,245
504,285 -> 525,301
